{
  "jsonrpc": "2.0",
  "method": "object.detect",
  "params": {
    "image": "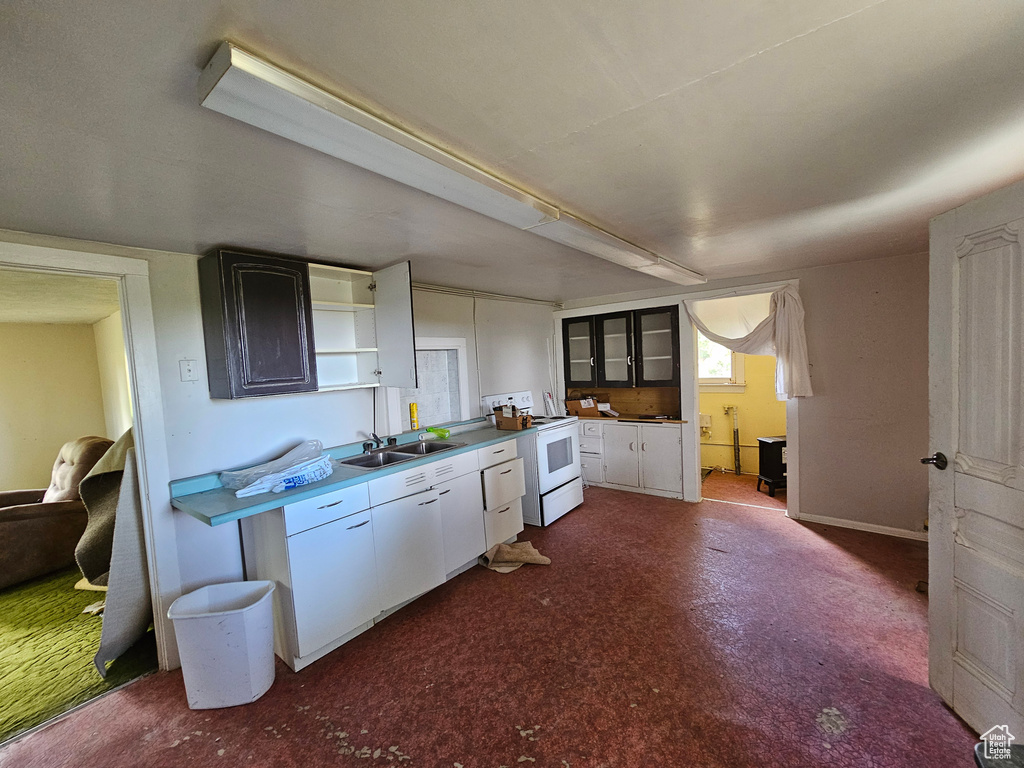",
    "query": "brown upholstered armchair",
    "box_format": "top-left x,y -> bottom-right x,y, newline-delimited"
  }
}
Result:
0,436 -> 114,591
